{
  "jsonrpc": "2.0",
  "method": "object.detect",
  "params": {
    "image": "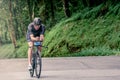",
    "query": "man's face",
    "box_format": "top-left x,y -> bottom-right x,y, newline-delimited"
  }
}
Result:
34,25 -> 40,30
